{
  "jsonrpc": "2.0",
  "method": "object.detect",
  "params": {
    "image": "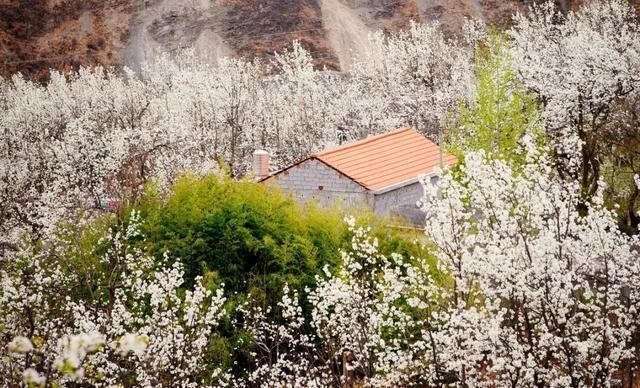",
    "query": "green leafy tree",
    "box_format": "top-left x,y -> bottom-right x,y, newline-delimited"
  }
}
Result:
135,173 -> 345,300
448,31 -> 543,167
135,172 -> 440,300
